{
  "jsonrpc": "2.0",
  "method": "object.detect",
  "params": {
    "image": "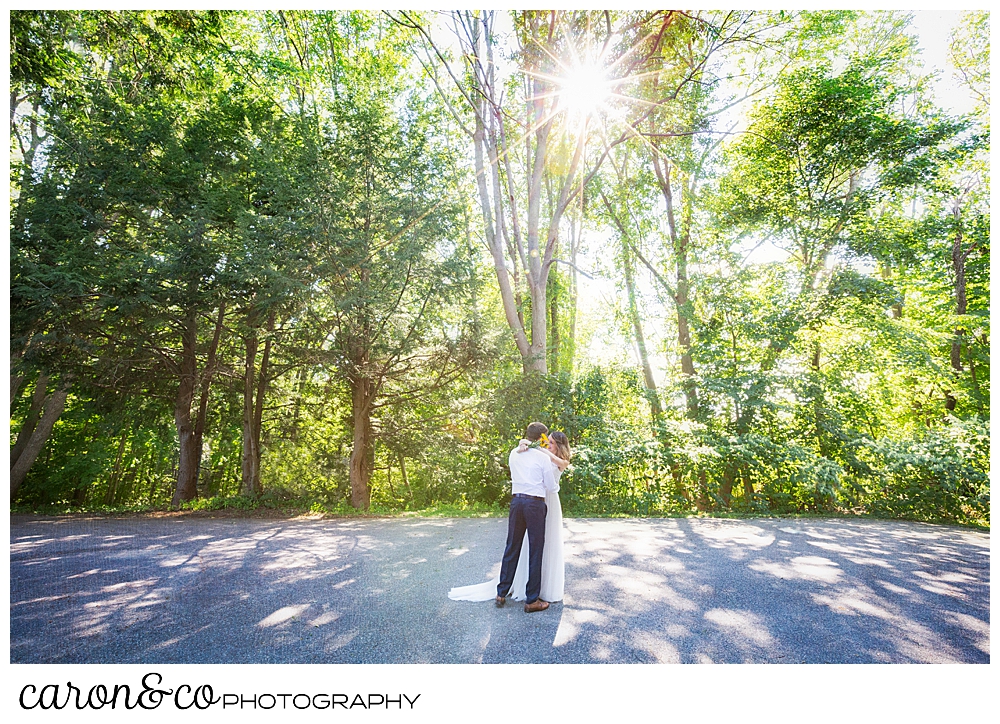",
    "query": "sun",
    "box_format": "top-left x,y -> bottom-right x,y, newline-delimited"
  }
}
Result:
557,60 -> 613,120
